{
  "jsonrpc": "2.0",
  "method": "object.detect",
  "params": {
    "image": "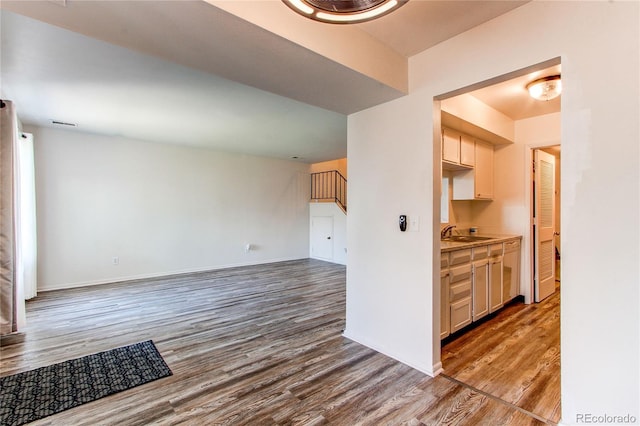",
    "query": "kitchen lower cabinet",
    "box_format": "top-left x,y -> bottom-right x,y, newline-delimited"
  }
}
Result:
442,239 -> 519,339
440,269 -> 450,339
502,239 -> 521,302
489,255 -> 504,313
451,297 -> 472,333
488,243 -> 504,313
450,275 -> 472,333
472,259 -> 489,321
441,249 -> 472,336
